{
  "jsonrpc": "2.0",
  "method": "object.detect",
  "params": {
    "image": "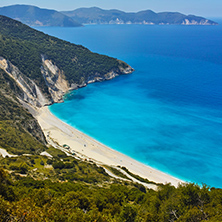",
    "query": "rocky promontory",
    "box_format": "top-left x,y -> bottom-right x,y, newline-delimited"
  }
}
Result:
0,15 -> 134,108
